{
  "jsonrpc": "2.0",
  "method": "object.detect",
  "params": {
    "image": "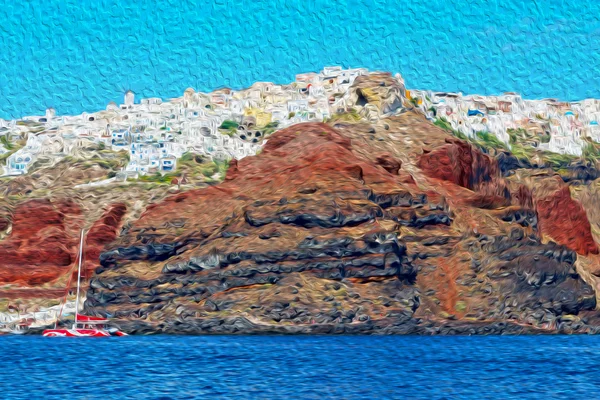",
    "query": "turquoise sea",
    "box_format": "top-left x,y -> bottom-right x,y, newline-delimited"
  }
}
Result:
1,0 -> 600,119
1,335 -> 599,399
